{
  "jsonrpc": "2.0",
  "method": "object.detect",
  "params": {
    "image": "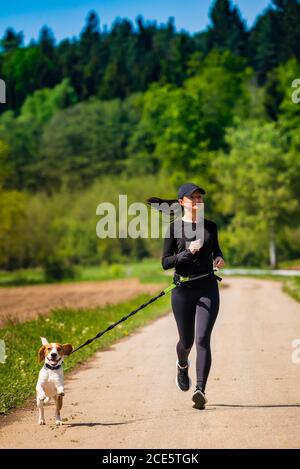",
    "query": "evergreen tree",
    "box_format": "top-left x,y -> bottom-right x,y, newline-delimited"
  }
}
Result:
250,0 -> 300,83
79,11 -> 106,98
0,28 -> 23,52
249,9 -> 281,84
279,0 -> 300,62
36,26 -> 60,89
207,0 -> 248,56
